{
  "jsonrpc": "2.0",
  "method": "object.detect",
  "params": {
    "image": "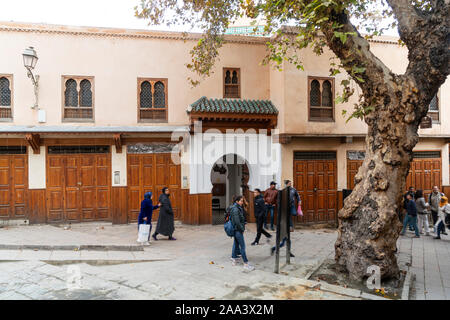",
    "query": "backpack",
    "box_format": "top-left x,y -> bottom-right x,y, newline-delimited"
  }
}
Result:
224,205 -> 235,237
224,219 -> 235,237
224,205 -> 233,222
